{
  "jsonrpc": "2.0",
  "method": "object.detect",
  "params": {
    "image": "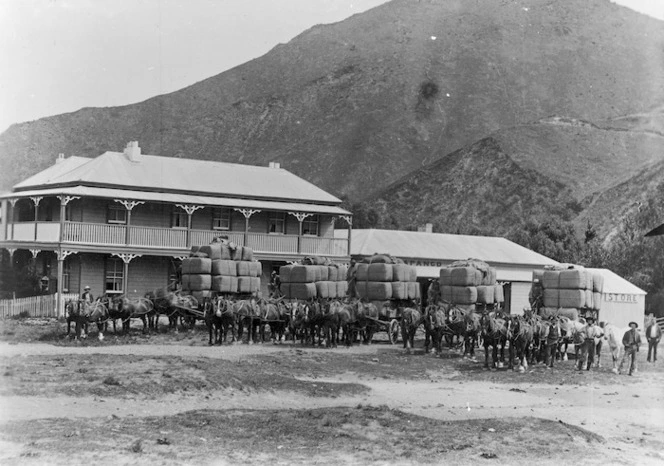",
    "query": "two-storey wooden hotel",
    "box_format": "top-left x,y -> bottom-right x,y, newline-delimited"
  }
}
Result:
0,142 -> 351,311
